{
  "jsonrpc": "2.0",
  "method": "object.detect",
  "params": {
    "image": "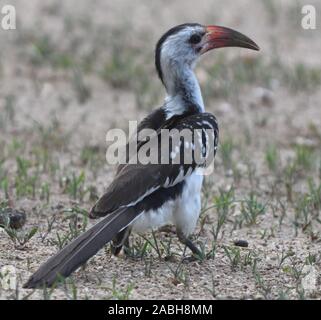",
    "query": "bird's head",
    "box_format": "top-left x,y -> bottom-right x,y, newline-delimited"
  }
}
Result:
155,23 -> 259,88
